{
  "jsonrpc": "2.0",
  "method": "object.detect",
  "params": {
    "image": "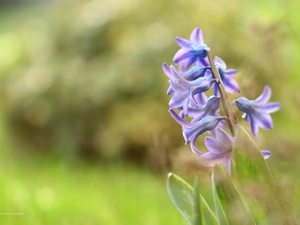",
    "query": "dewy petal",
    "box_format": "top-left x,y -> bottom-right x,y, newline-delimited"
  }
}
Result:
175,37 -> 193,48
214,56 -> 226,70
173,49 -> 193,64
225,69 -> 238,77
261,150 -> 271,159
262,102 -> 281,113
255,86 -> 271,104
223,78 -> 240,93
249,115 -> 259,136
190,28 -> 204,44
204,137 -> 225,154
